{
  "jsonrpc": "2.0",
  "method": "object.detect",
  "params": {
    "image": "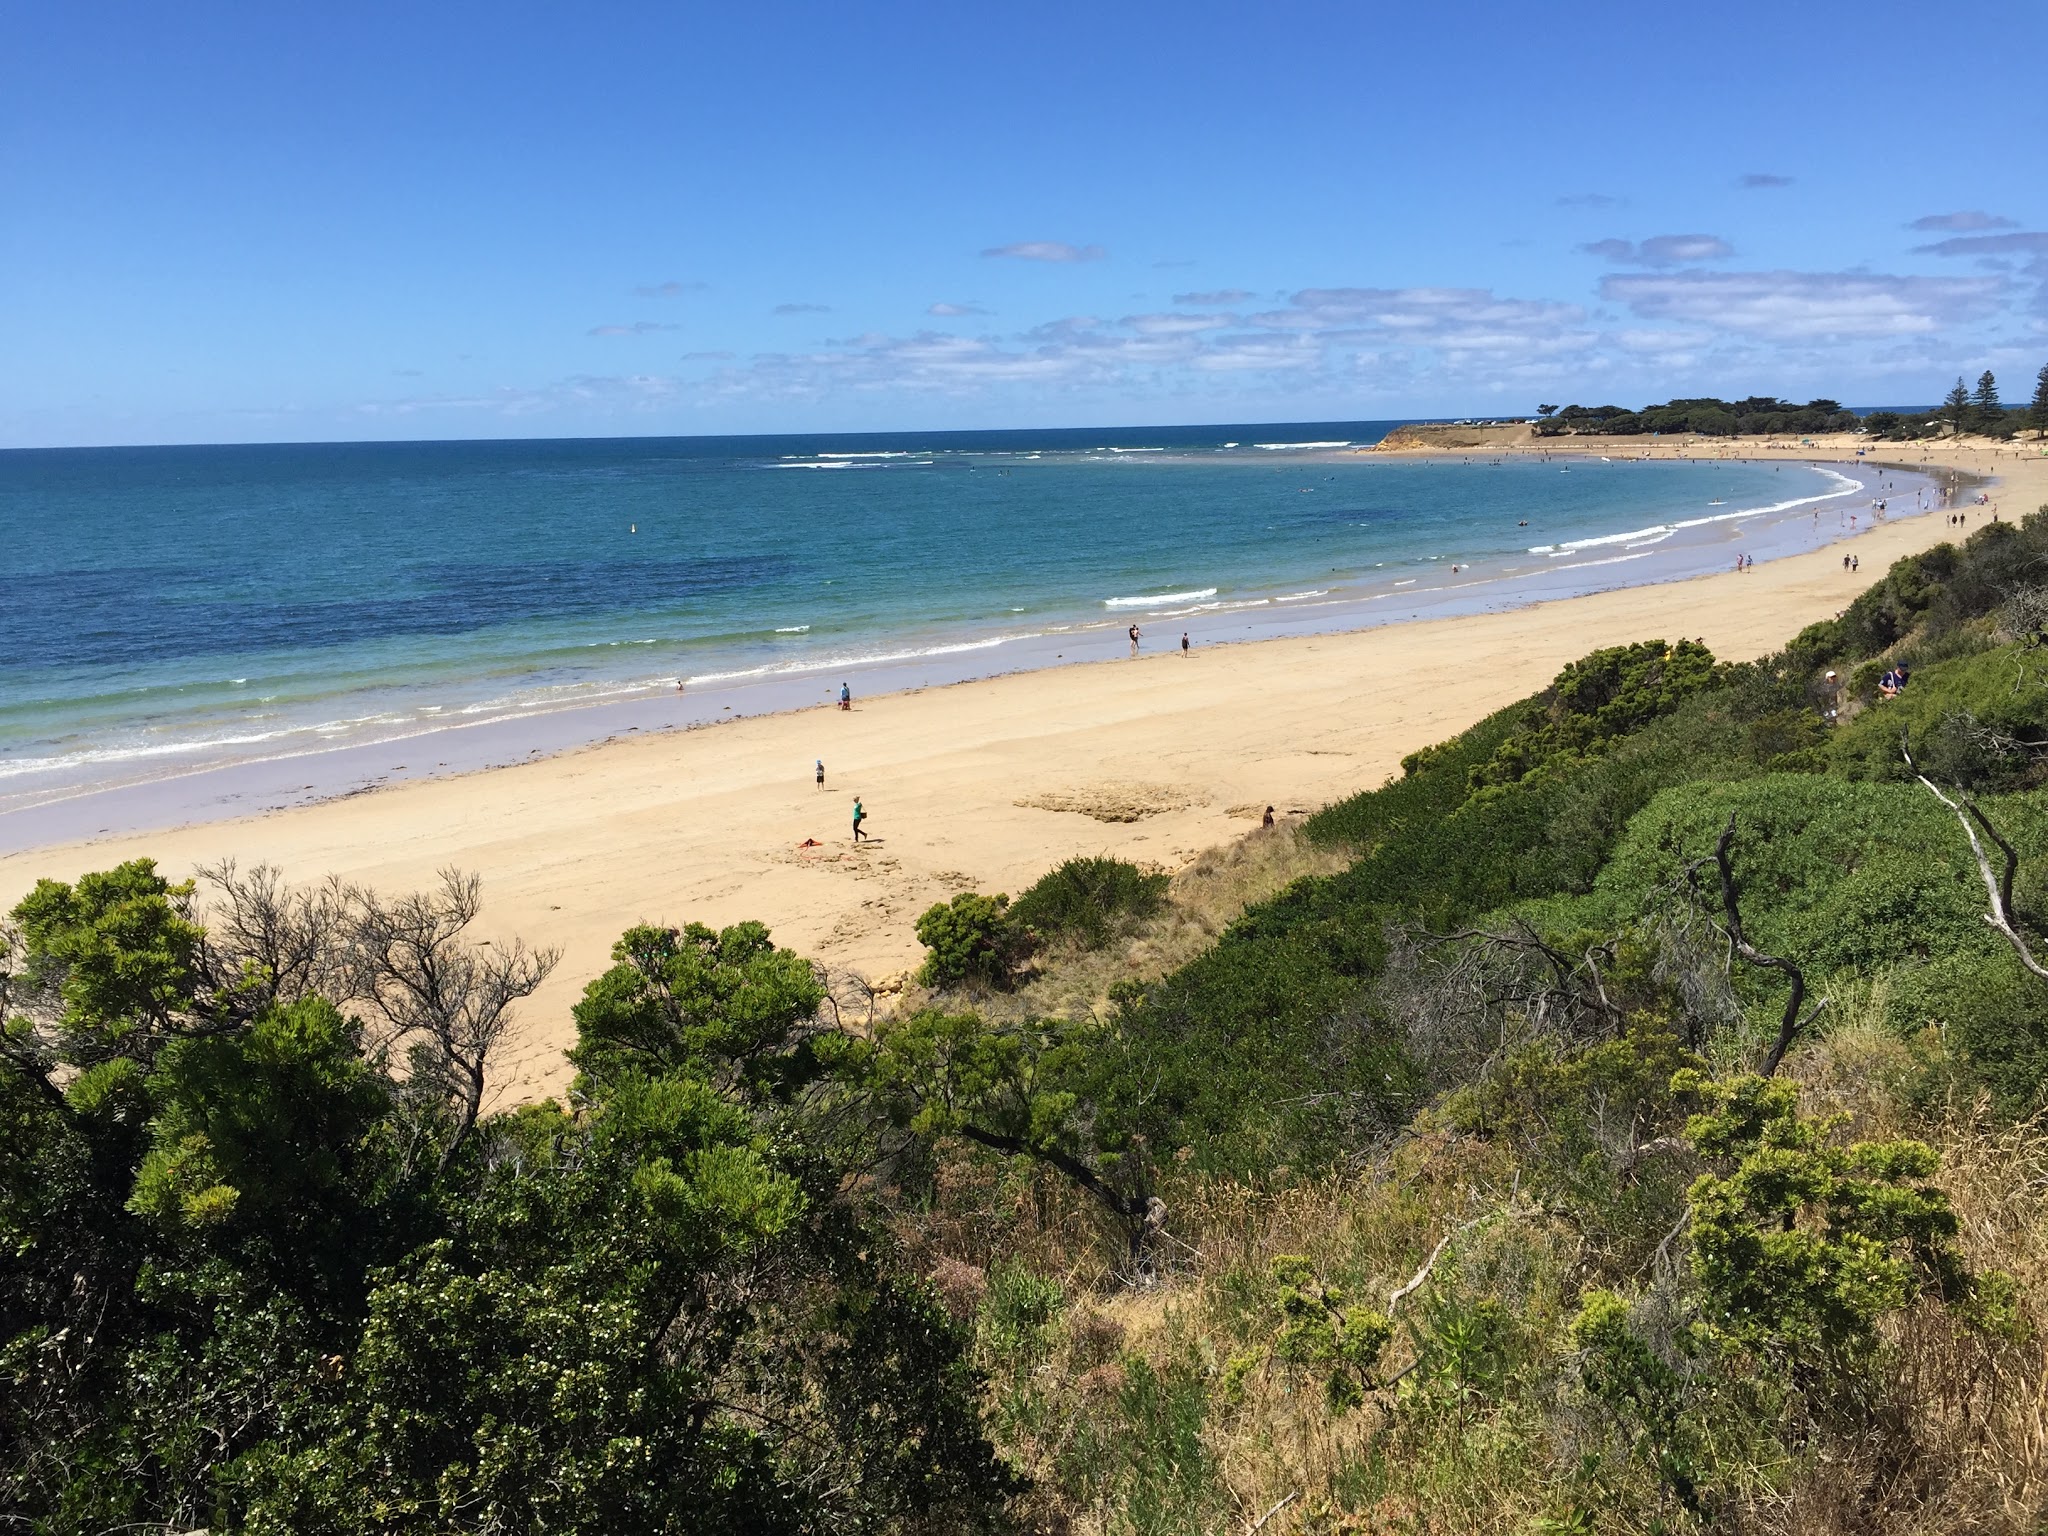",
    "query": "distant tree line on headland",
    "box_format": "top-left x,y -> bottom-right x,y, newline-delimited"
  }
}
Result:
1535,363 -> 2048,442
